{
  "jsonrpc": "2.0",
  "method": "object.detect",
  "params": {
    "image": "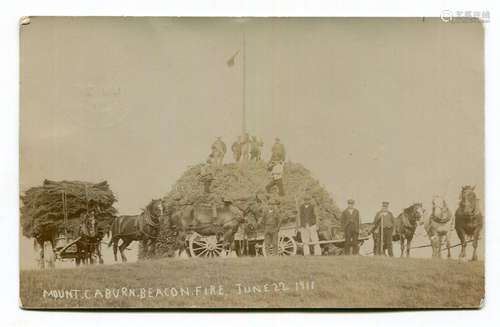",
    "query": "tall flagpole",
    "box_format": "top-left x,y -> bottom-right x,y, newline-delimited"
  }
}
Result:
242,30 -> 246,135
